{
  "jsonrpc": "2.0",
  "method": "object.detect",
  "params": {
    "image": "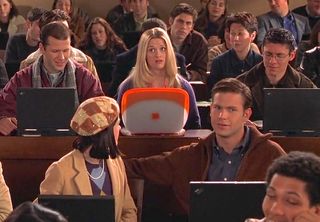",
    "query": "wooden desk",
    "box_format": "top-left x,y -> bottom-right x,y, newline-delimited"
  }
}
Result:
1,134 -> 320,216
